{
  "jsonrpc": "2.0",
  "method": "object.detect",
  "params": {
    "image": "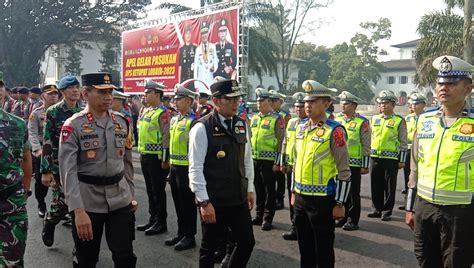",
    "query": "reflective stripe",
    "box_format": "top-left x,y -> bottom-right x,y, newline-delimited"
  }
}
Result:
295,181 -> 328,193
418,184 -> 473,204
145,144 -> 163,151
418,184 -> 473,198
258,151 -> 278,158
313,150 -> 331,166
170,155 -> 188,161
349,158 -> 363,166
